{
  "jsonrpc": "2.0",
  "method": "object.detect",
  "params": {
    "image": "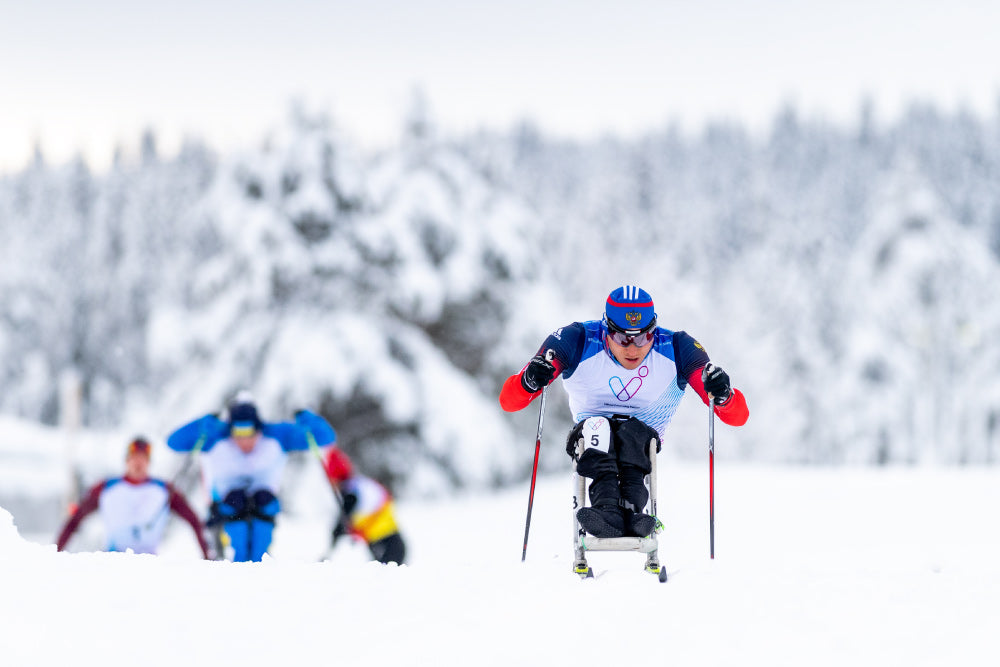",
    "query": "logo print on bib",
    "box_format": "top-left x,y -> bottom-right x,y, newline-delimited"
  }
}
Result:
609,366 -> 649,401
